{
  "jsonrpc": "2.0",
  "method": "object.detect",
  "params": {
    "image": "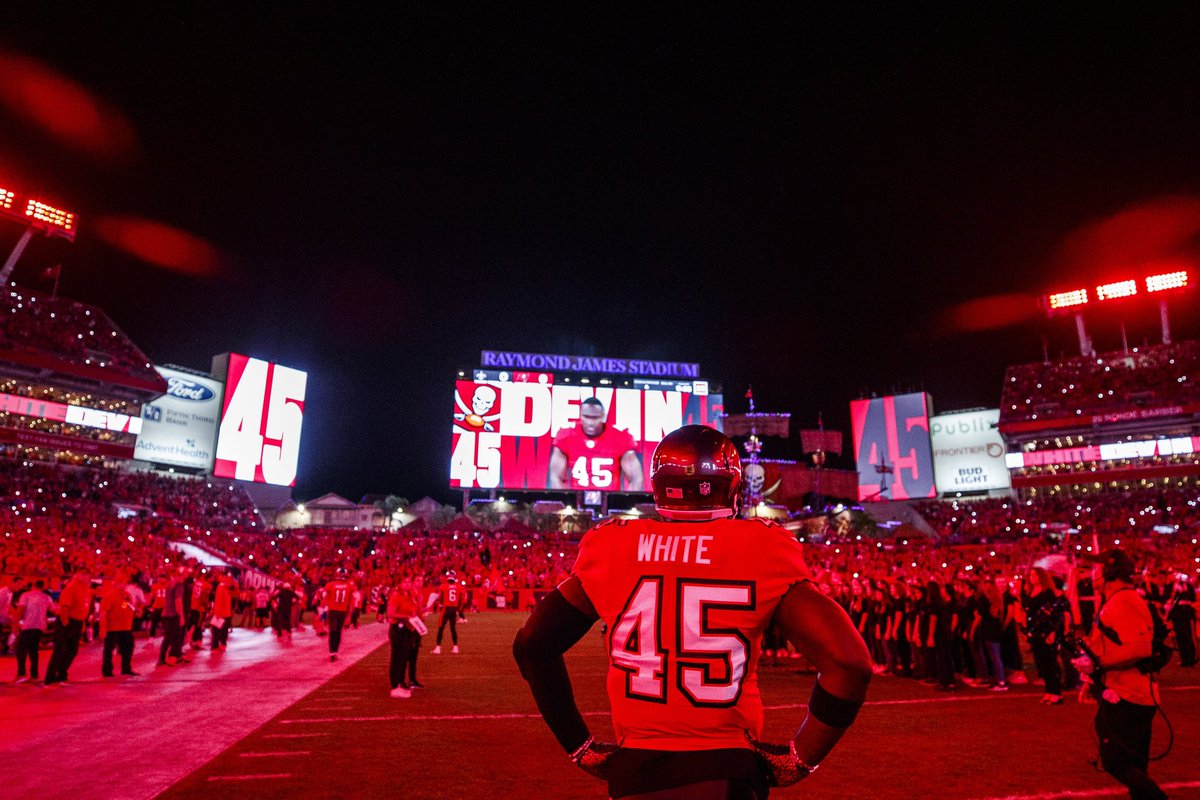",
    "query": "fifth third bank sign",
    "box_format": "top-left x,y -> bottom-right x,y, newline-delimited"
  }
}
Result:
134,367 -> 223,470
930,409 -> 1011,494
